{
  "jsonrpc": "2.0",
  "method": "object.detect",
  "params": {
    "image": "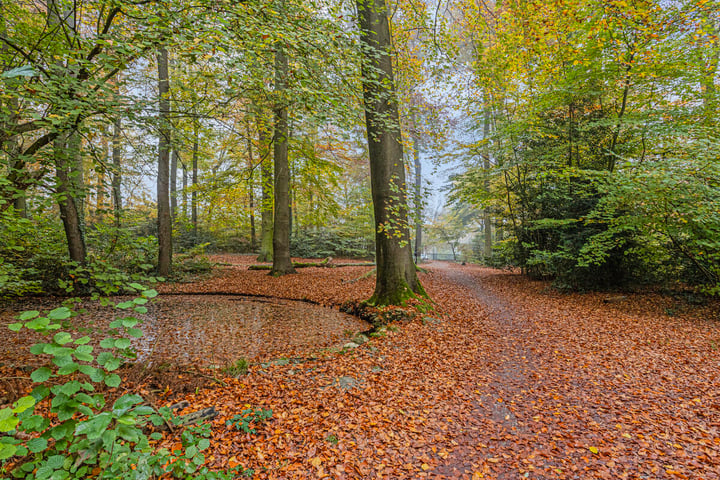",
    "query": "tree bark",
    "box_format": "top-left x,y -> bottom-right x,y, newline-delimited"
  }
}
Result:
157,47 -> 172,276
171,149 -> 178,221
245,116 -> 257,250
182,160 -> 188,217
356,0 -> 424,305
257,113 -> 273,261
111,115 -> 122,229
191,120 -> 199,240
271,43 -> 295,275
482,104 -> 492,260
54,133 -> 86,263
412,132 -> 422,264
